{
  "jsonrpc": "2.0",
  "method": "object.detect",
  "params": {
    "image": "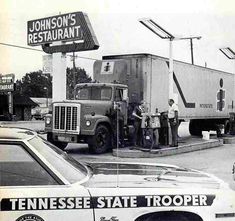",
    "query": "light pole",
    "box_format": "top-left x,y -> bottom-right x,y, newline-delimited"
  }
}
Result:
179,36 -> 202,64
220,47 -> 235,60
70,50 -> 78,99
139,18 -> 201,99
